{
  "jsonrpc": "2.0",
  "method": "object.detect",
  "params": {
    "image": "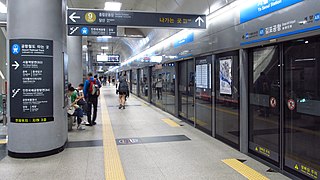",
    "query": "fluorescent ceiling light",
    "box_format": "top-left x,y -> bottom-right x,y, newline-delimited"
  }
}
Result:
104,2 -> 122,11
101,46 -> 109,50
295,58 -> 315,62
0,2 -> 7,13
